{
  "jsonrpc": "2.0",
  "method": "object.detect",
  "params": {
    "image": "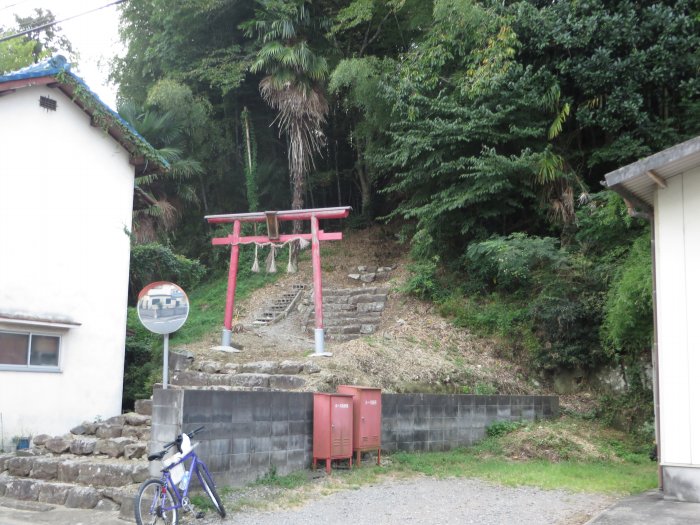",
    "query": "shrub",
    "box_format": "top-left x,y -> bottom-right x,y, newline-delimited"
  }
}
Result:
463,233 -> 568,292
129,243 -> 206,303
